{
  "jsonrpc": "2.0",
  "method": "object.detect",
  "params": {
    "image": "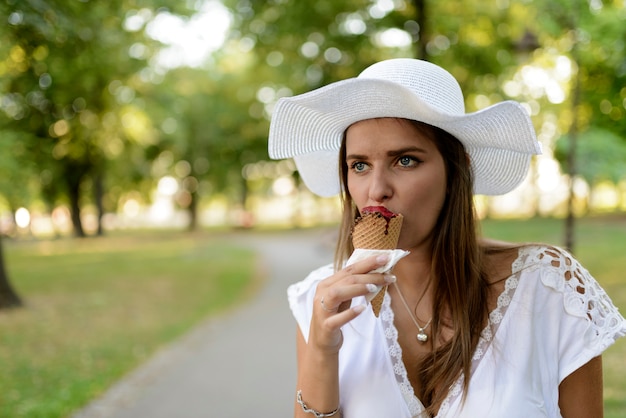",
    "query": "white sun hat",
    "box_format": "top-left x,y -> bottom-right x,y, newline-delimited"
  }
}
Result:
268,58 -> 542,197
